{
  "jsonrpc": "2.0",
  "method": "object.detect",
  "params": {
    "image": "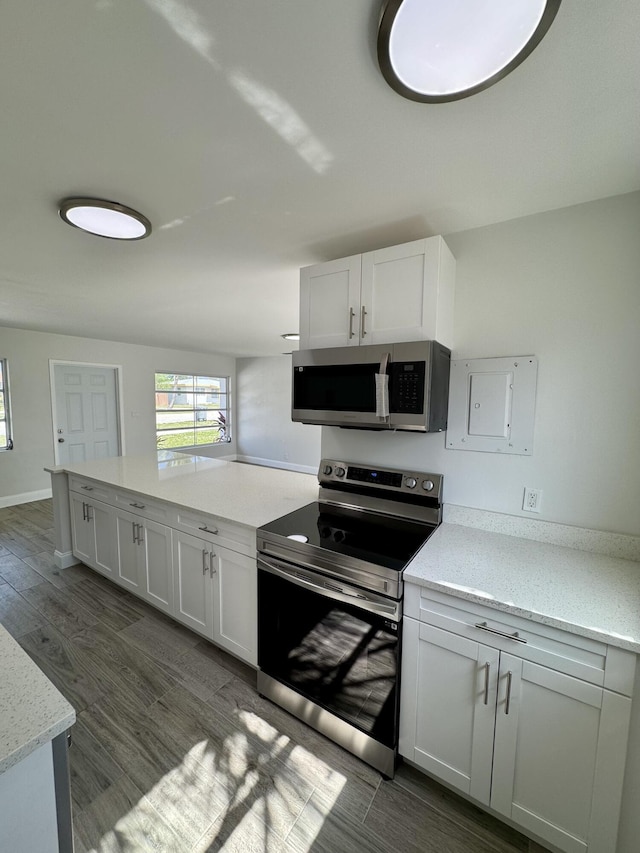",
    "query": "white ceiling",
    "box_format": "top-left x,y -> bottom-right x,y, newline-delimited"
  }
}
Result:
1,1 -> 639,357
